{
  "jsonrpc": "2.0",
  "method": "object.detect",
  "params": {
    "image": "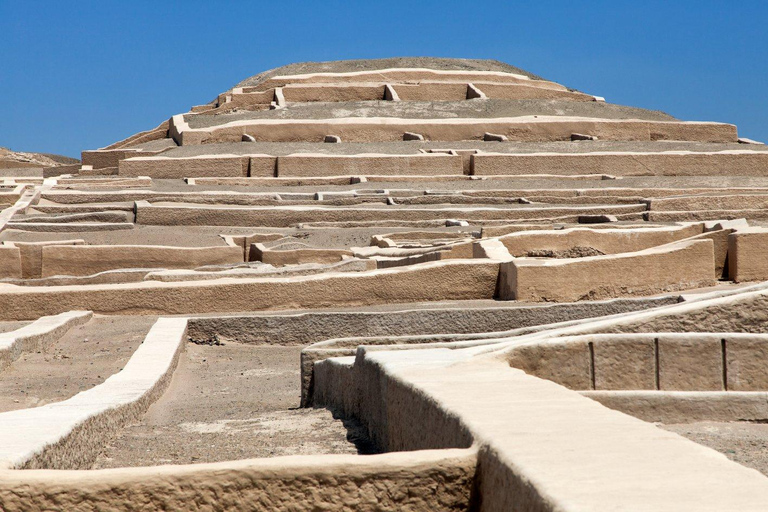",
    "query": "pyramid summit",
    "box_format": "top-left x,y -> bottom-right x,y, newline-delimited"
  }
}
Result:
1,57 -> 768,510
